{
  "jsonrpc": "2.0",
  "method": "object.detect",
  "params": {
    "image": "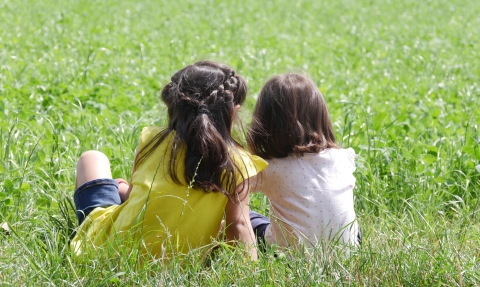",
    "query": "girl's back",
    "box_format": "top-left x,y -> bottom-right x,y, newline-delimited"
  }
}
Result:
259,148 -> 358,247
72,127 -> 263,256
248,73 -> 360,249
71,61 -> 266,260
